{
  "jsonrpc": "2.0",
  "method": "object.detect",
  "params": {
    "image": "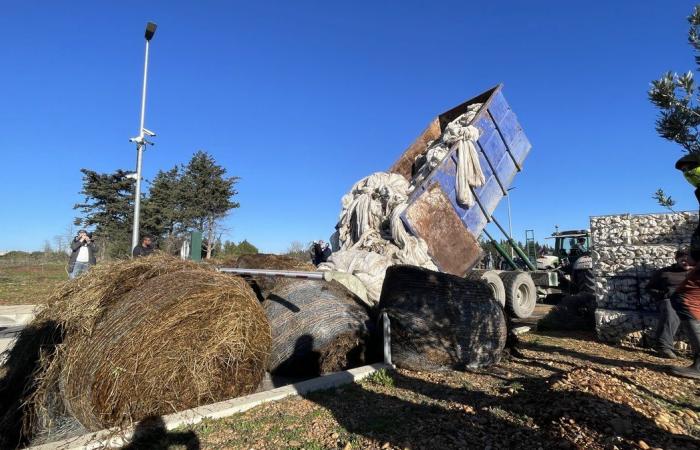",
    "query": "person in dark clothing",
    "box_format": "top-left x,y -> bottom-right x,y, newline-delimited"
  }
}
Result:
132,235 -> 155,258
645,248 -> 694,358
68,229 -> 97,279
310,240 -> 332,266
670,154 -> 700,379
